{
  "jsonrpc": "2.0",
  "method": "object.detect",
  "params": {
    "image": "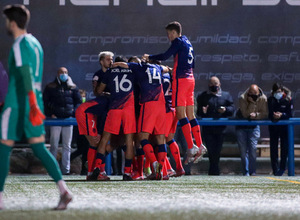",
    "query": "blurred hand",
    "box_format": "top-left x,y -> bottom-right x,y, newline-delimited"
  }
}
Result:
249,112 -> 256,119
202,105 -> 209,114
273,112 -> 282,119
218,106 -> 226,114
